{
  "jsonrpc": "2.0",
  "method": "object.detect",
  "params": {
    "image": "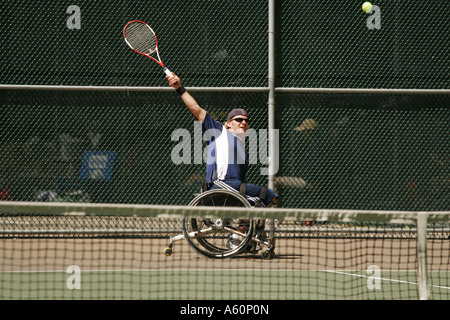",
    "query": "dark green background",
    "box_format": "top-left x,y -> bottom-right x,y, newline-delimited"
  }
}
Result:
1,1 -> 448,88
